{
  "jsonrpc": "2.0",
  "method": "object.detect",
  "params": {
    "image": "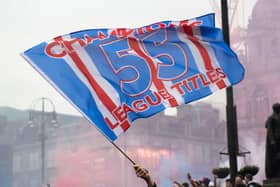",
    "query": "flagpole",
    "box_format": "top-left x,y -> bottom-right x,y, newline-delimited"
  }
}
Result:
221,0 -> 239,184
111,141 -> 136,165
